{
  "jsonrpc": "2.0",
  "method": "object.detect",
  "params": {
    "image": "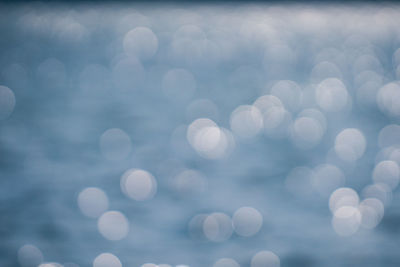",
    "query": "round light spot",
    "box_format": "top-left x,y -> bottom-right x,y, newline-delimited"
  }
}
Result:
0,85 -> 16,120
359,198 -> 384,229
230,105 -> 263,138
310,61 -> 342,84
334,128 -> 366,162
162,68 -> 196,100
362,183 -> 392,206
251,251 -> 280,267
270,80 -> 302,112
18,244 -> 43,267
389,147 -> 400,165
93,253 -> 122,267
377,82 -> 400,118
354,70 -> 383,88
78,187 -> 109,218
356,81 -> 381,109
253,95 -> 283,114
232,207 -> 263,237
372,160 -> 400,189
187,118 -> 234,159
290,116 -> 324,149
332,206 -> 361,236
123,27 -> 158,60
329,187 -> 359,213
100,128 -> 132,161
203,212 -> 233,242
263,106 -> 292,139
316,78 -> 348,112
353,54 -> 383,75
311,164 -> 345,197
97,211 -> 129,241
297,108 -> 327,133
121,169 -> 157,201
188,213 -> 208,240
38,263 -> 63,267
213,258 -> 240,267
